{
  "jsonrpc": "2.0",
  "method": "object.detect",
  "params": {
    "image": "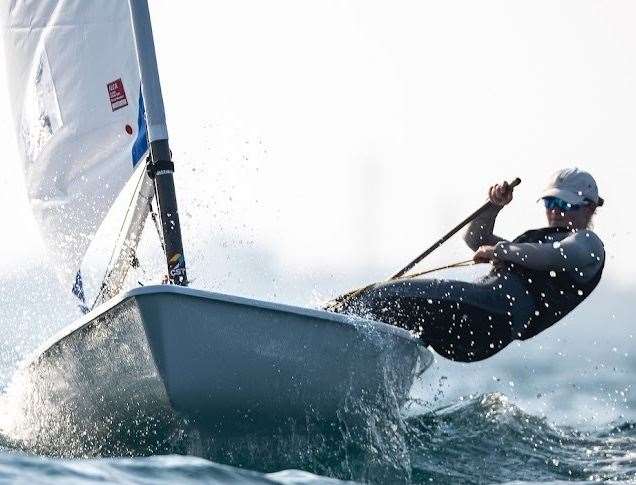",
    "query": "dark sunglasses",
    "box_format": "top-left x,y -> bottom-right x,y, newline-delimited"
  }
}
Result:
543,197 -> 585,211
